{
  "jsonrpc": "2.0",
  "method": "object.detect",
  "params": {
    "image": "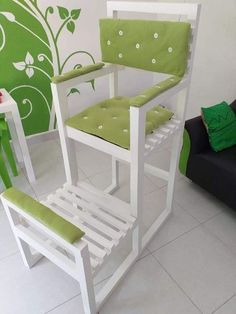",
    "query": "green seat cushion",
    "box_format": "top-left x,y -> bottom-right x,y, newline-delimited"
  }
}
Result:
100,19 -> 191,76
66,96 -> 173,149
51,63 -> 105,83
201,101 -> 236,152
2,187 -> 85,244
